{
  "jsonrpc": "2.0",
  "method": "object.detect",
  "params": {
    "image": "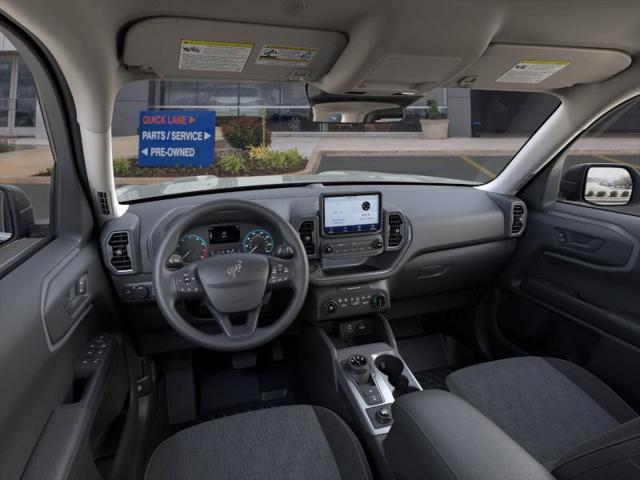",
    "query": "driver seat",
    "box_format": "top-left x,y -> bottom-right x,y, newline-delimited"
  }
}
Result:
145,405 -> 373,480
